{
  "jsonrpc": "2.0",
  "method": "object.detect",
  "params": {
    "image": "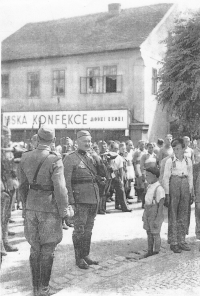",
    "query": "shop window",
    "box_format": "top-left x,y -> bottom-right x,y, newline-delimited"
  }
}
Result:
28,72 -> 40,98
1,74 -> 9,98
53,70 -> 65,96
152,68 -> 158,95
